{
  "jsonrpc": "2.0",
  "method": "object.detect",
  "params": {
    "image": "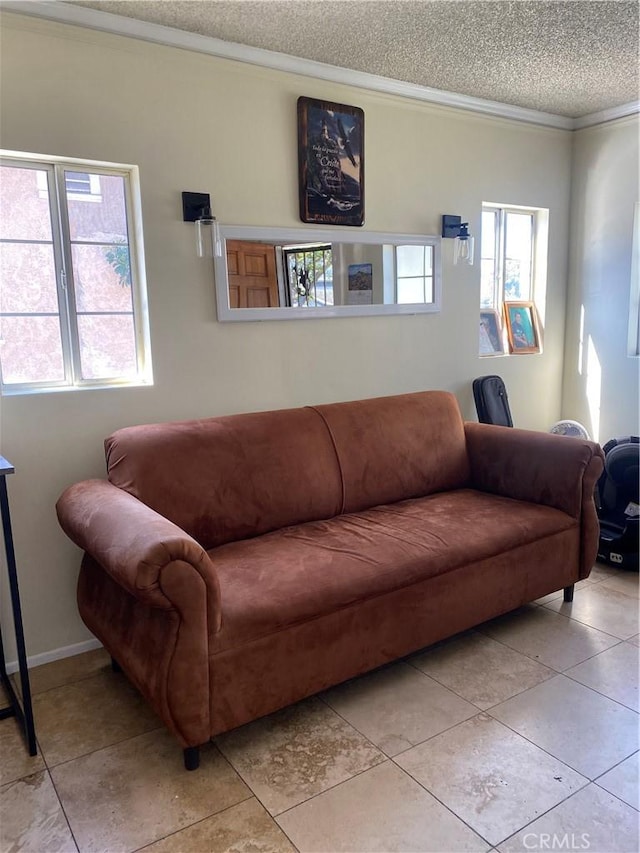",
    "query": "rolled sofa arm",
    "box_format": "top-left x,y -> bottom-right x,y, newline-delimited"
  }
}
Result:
56,479 -> 221,630
465,423 -> 604,580
464,423 -> 604,519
